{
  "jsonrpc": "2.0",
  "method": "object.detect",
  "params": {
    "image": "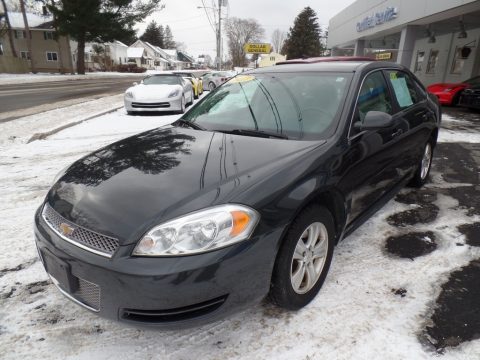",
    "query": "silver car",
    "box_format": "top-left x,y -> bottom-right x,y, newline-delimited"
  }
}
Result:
202,71 -> 236,91
124,74 -> 194,115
